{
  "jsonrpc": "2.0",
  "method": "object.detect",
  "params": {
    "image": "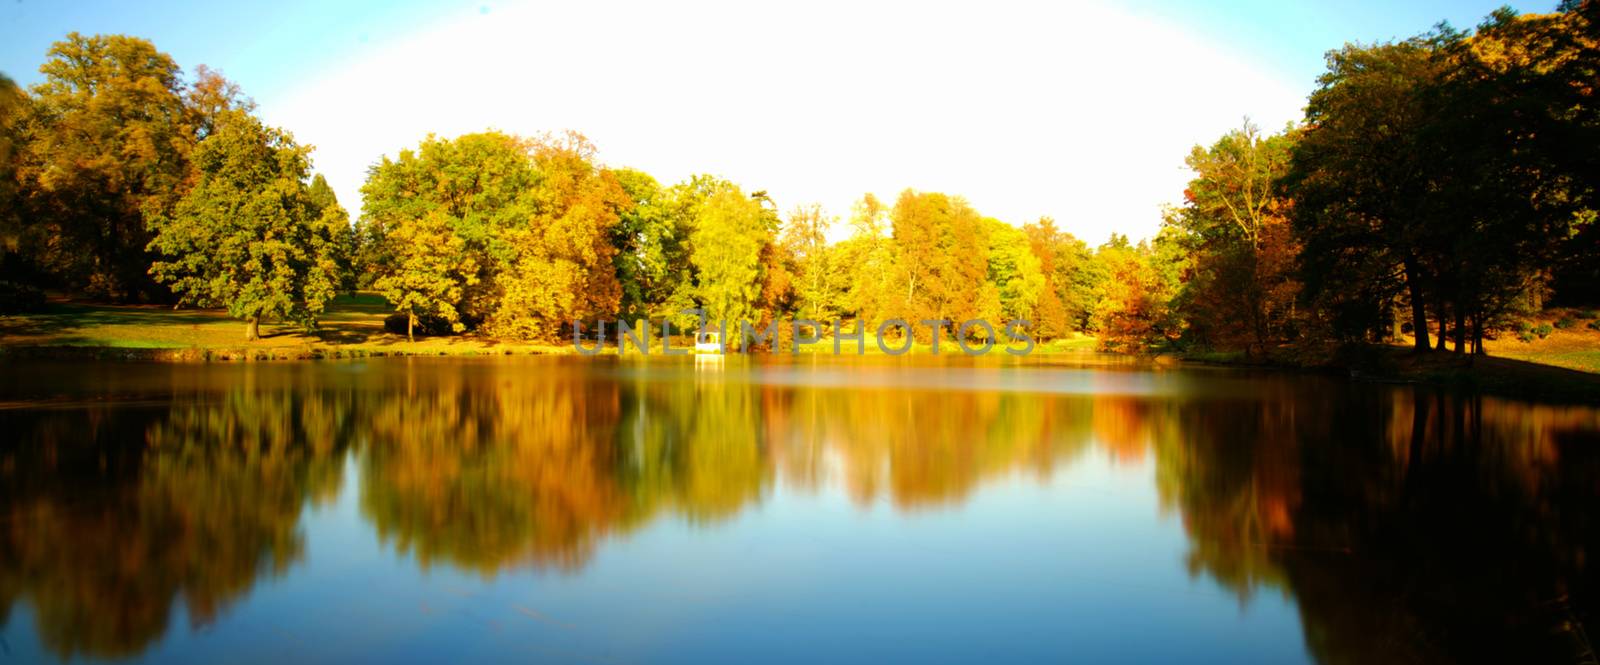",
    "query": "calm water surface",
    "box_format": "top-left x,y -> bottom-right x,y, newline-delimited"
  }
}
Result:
1,356 -> 1597,664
